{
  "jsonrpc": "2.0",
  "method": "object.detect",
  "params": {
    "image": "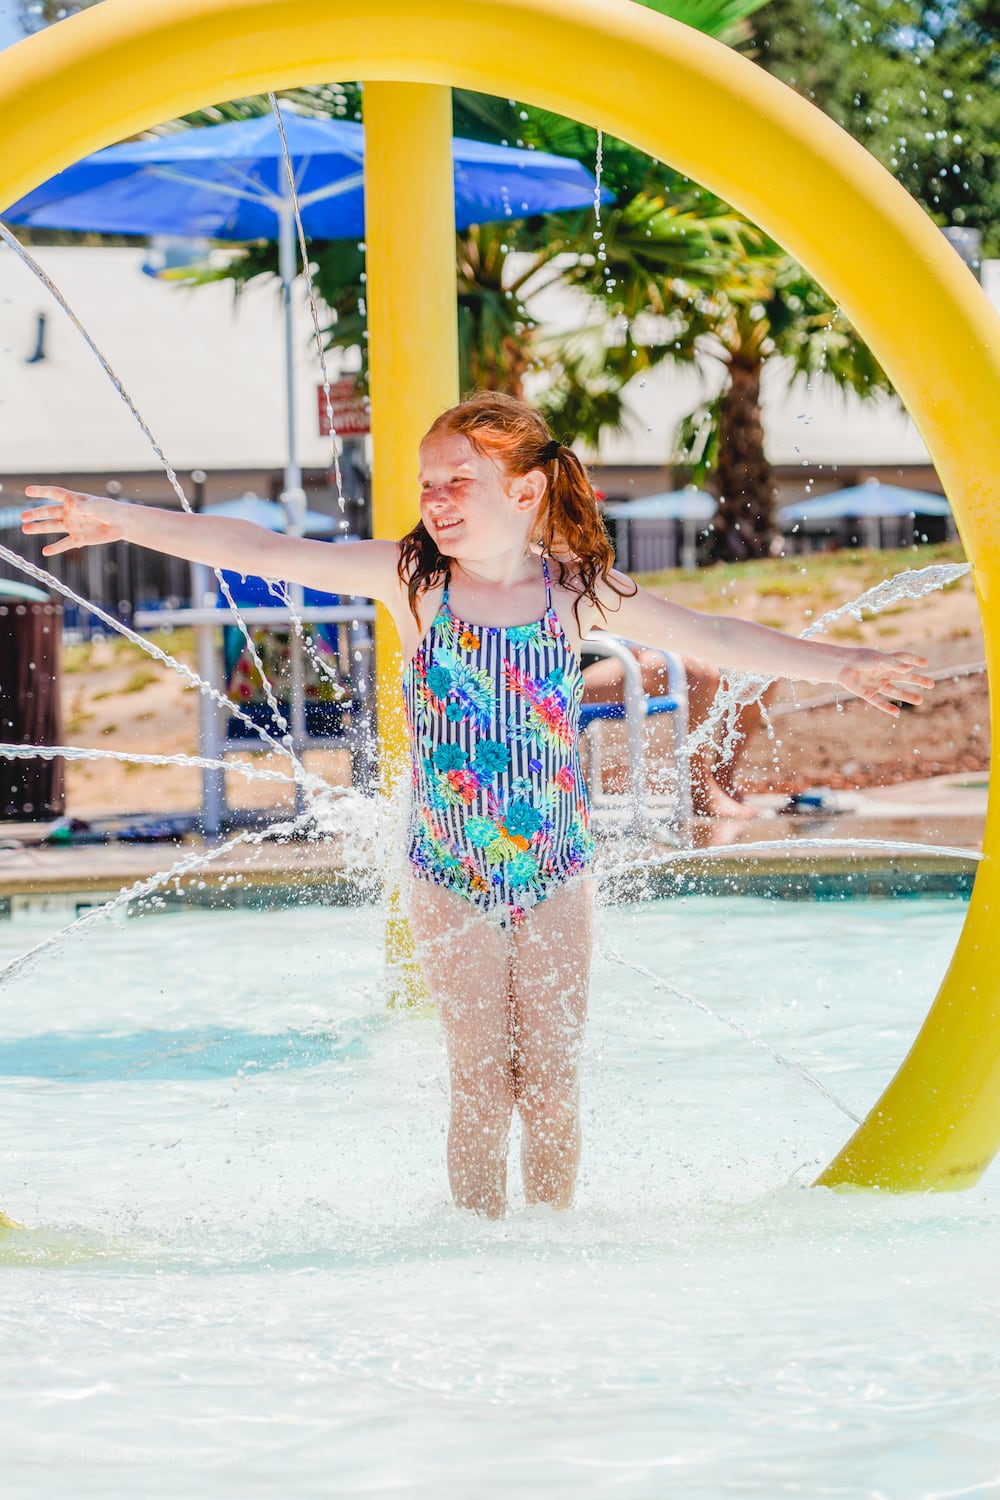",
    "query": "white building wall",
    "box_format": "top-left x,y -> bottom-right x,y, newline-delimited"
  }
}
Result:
2,243 -> 996,497
0,244 -> 349,479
